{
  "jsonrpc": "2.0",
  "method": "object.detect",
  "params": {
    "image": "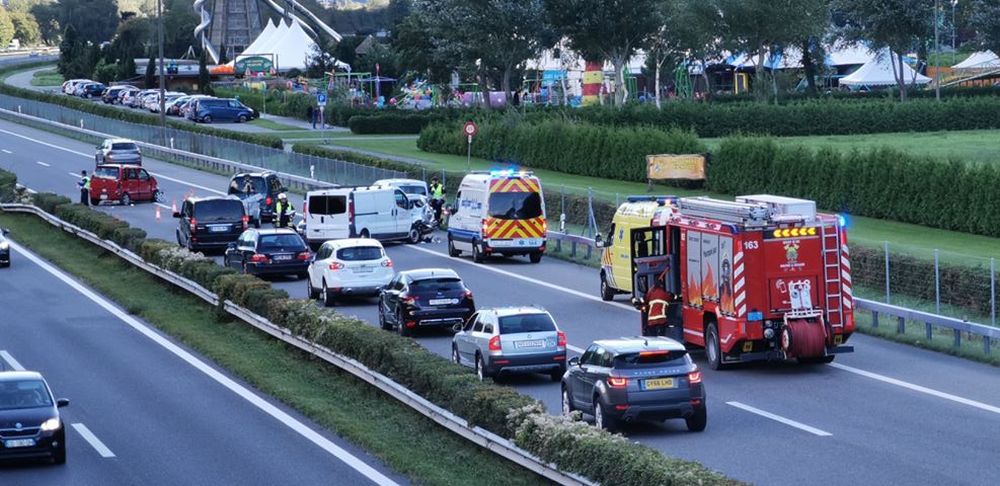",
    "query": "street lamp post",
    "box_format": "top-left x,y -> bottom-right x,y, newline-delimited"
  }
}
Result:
157,0 -> 167,144
952,0 -> 958,63
935,0 -> 941,101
